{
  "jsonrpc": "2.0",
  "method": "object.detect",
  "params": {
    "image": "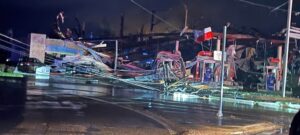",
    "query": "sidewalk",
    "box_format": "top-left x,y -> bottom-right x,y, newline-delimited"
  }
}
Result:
124,97 -> 291,135
186,84 -> 300,111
